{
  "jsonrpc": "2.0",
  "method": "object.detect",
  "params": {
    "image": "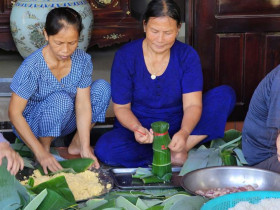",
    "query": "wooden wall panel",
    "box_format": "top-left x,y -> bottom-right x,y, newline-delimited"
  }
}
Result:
215,34 -> 244,102
243,33 -> 264,105
264,33 -> 280,74
217,0 -> 280,15
188,0 -> 280,120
